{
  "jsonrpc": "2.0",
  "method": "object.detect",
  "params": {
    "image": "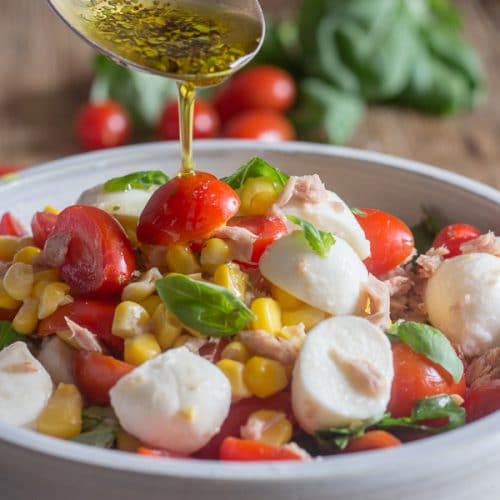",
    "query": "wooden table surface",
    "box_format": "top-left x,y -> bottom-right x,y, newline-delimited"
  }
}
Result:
1,0 -> 499,188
